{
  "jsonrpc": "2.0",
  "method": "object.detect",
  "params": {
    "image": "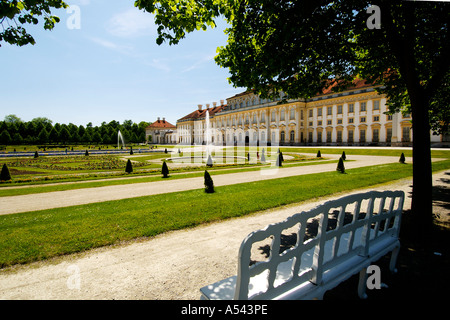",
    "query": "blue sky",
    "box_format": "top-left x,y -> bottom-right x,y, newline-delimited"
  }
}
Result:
0,0 -> 244,126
